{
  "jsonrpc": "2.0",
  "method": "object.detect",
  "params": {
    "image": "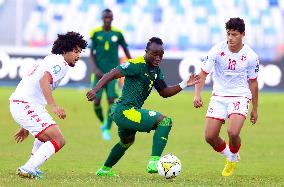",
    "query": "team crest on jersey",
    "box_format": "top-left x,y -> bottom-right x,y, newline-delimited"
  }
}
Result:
241,55 -> 247,62
111,35 -> 118,42
120,62 -> 130,69
149,111 -> 157,116
52,65 -> 61,74
97,36 -> 103,40
220,51 -> 225,56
